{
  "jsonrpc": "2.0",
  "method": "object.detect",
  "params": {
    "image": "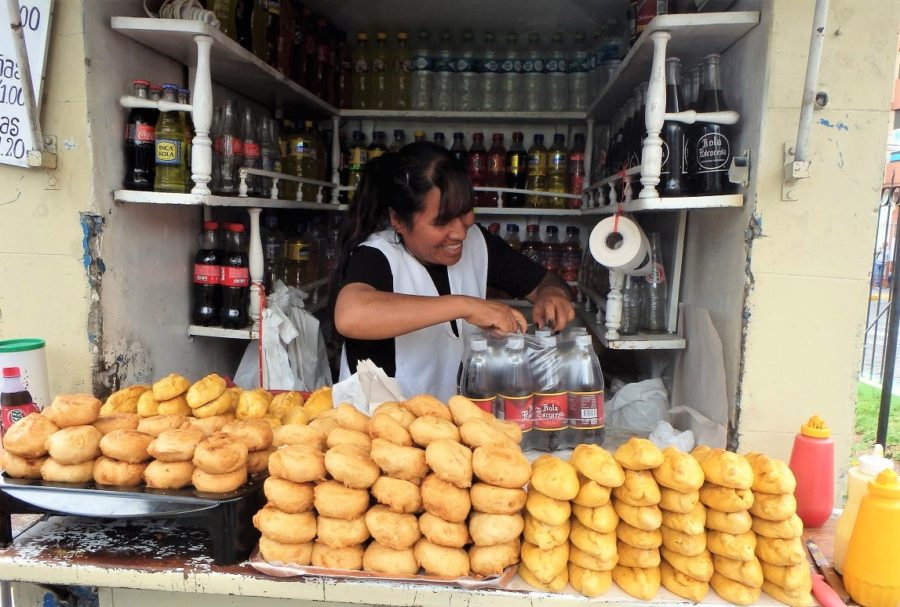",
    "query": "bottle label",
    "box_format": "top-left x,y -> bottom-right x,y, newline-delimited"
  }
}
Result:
372,58 -> 386,73
499,393 -> 533,431
354,58 -> 368,73
481,59 -> 500,74
193,263 -> 221,285
545,59 -> 567,74
134,123 -> 155,143
468,396 -> 496,415
527,152 -> 546,174
155,138 -> 182,165
500,59 -> 515,74
468,155 -> 485,172
522,59 -> 535,74
568,390 -> 604,428
550,152 -> 567,172
488,155 -> 505,174
1,403 -> 38,433
400,58 -> 413,73
661,140 -> 670,174
233,139 -> 244,156
350,147 -> 368,168
243,142 -> 261,159
533,391 -> 567,430
508,154 -> 524,175
432,56 -> 454,73
221,266 -> 250,287
646,261 -> 666,285
413,55 -> 432,71
696,132 -> 731,172
455,58 -> 474,73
